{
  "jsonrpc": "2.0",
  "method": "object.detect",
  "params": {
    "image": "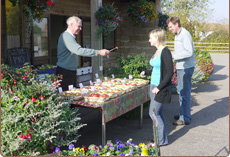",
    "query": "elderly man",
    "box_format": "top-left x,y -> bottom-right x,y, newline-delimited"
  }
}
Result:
56,16 -> 110,91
